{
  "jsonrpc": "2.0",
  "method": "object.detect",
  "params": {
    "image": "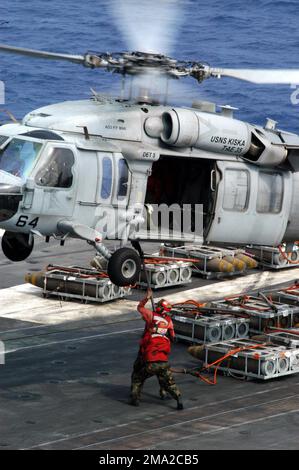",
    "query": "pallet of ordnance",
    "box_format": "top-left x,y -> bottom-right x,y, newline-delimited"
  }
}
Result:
138,259 -> 193,289
171,309 -> 250,344
246,244 -> 299,269
188,337 -> 299,380
91,254 -> 193,290
160,244 -> 257,279
208,294 -> 299,334
25,265 -> 132,303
